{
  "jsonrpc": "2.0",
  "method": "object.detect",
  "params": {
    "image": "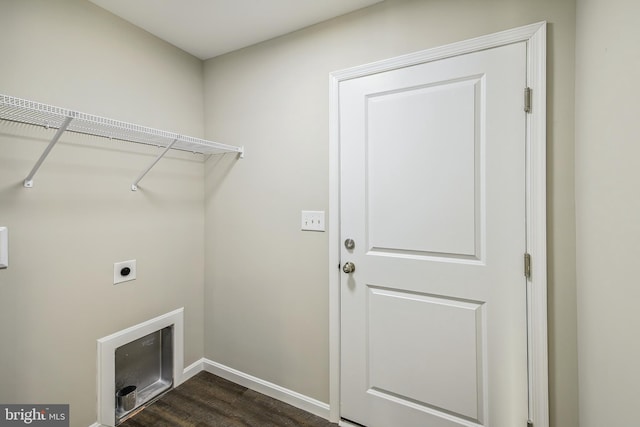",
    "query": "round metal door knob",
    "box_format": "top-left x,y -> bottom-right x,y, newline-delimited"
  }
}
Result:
342,262 -> 356,274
